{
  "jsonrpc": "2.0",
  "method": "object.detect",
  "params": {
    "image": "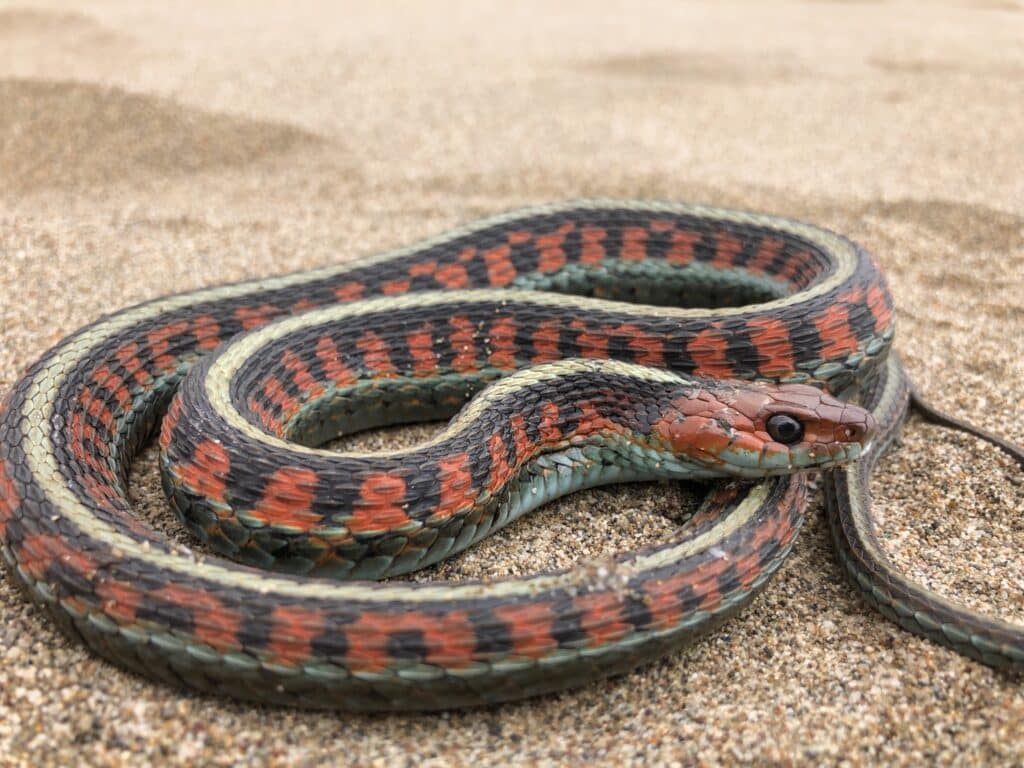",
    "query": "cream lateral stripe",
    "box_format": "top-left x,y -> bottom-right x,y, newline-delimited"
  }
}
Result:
836,355 -> 1024,627
21,200 -> 849,602
210,329 -> 690,458
24,340 -> 772,599
842,356 -> 909,567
